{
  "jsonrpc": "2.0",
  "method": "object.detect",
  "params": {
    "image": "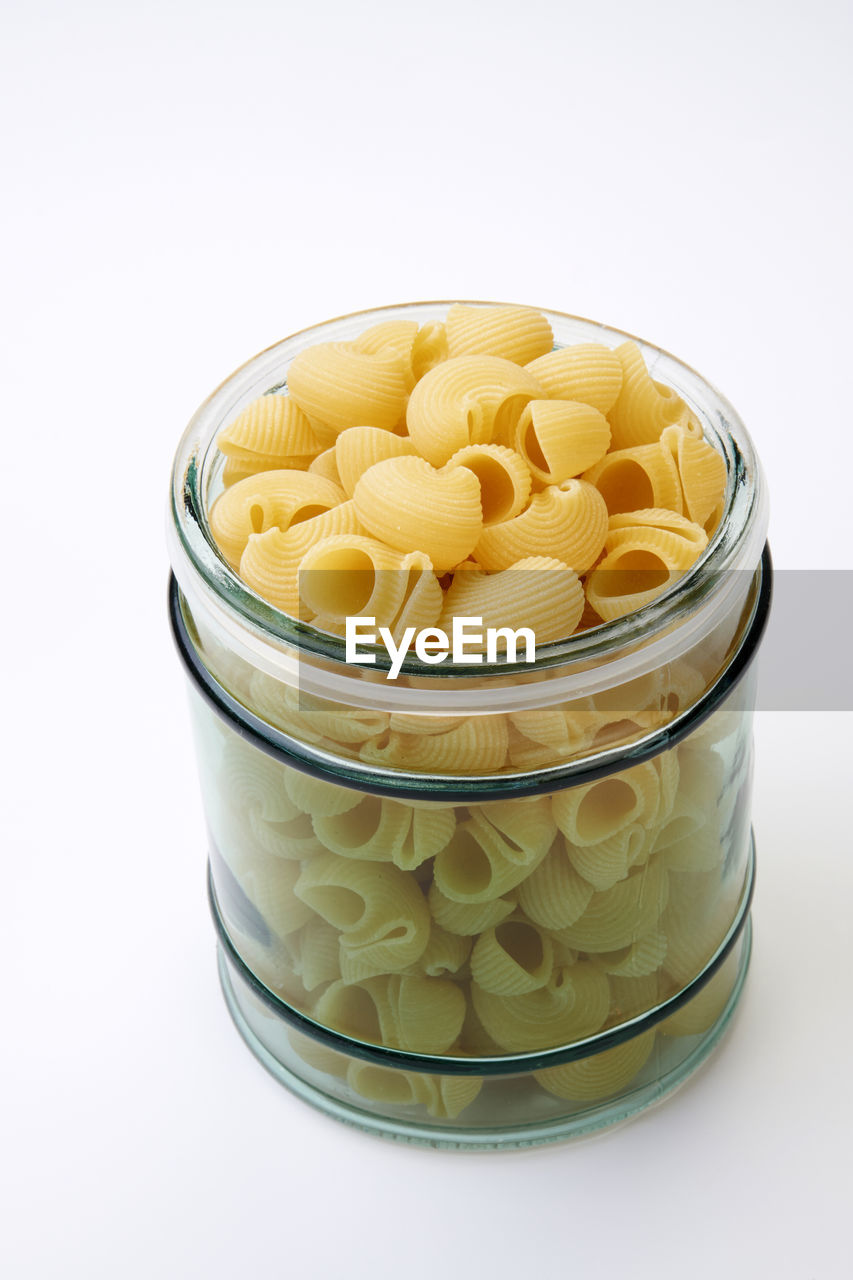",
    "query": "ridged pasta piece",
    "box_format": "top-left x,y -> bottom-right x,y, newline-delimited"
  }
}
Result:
359,716 -> 508,775
516,837 -> 594,929
353,455 -> 482,571
553,762 -> 660,847
313,976 -> 396,1044
433,816 -> 550,904
607,342 -> 687,449
415,925 -> 471,977
469,796 -> 557,864
209,470 -> 346,567
534,1029 -> 656,1100
659,947 -> 740,1036
608,971 -> 666,1021
286,342 -> 410,437
352,318 -> 419,370
474,481 -> 608,574
334,426 -> 418,497
411,321 -> 448,380
553,857 -> 669,953
445,303 -> 554,365
394,806 -> 456,871
597,929 -> 668,978
239,501 -> 366,614
346,1062 -> 423,1106
516,400 -> 611,483
525,343 -> 624,414
582,441 -> 683,515
242,856 -> 316,939
470,918 -> 555,994
472,961 -> 610,1052
660,424 -> 728,526
388,974 -> 467,1053
288,1029 -> 350,1079
297,534 -> 433,628
246,808 -> 326,861
217,394 -> 322,463
446,443 -> 531,525
307,446 -> 345,486
221,451 -> 311,487
605,510 -> 708,573
441,556 -> 584,645
247,672 -> 389,747
427,882 -> 517,936
406,355 -> 544,465
650,747 -> 681,828
565,824 -> 648,892
283,770 -> 362,817
219,737 -> 299,822
294,854 -> 429,982
312,794 -> 412,863
585,543 -> 685,622
295,918 -> 342,990
509,707 -> 588,757
660,882 -> 731,988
